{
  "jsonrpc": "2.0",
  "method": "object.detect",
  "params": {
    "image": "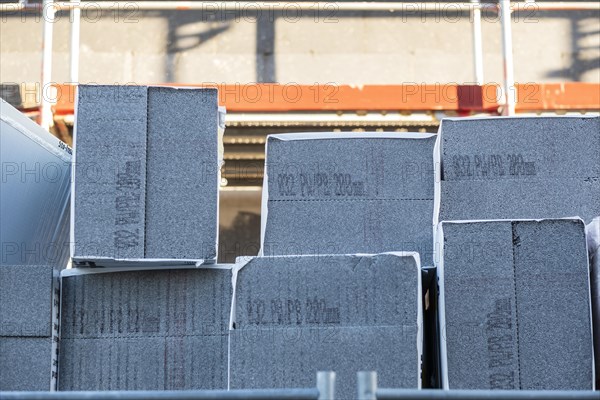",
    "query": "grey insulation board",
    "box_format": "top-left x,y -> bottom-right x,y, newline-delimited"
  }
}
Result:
0,265 -> 54,337
230,326 -> 417,399
0,337 -> 53,391
264,200 -> 434,265
263,133 -> 436,265
439,178 -> 600,223
73,85 -> 148,260
233,254 -> 420,328
72,85 -> 219,264
266,135 -> 436,200
58,268 -> 231,390
230,253 -> 422,397
58,335 -> 228,391
440,219 -> 593,390
438,116 -> 600,224
512,220 -> 593,390
440,116 -> 600,181
145,87 -> 219,260
441,221 -> 520,390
